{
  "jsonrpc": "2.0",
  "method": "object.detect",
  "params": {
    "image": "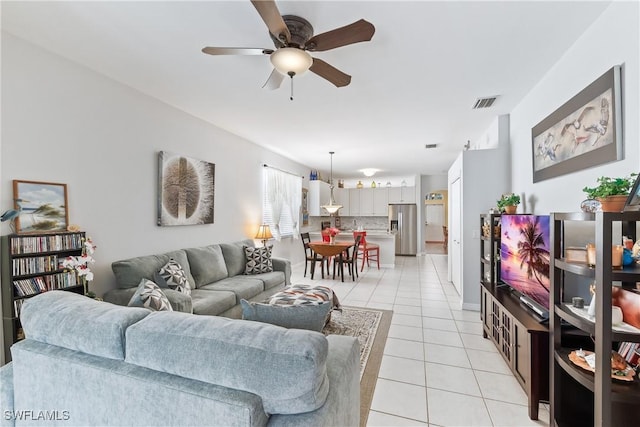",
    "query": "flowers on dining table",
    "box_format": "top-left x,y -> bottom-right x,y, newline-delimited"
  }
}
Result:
323,227 -> 340,237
